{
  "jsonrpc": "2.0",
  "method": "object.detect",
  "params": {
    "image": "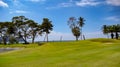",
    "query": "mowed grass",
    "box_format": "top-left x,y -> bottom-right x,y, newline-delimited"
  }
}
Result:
0,38 -> 120,67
